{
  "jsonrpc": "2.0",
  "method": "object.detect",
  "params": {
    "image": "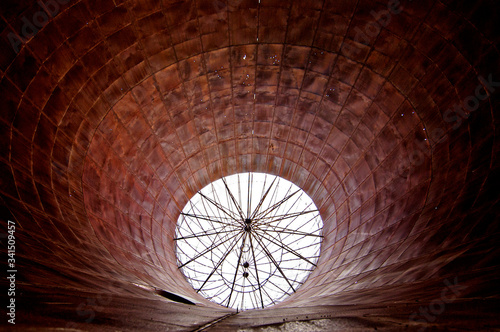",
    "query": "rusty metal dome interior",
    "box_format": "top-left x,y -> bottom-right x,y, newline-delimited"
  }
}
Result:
0,0 -> 499,330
